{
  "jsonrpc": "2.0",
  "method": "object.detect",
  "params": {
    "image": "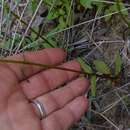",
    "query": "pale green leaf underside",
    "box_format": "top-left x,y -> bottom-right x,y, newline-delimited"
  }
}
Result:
77,57 -> 93,74
94,60 -> 111,74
